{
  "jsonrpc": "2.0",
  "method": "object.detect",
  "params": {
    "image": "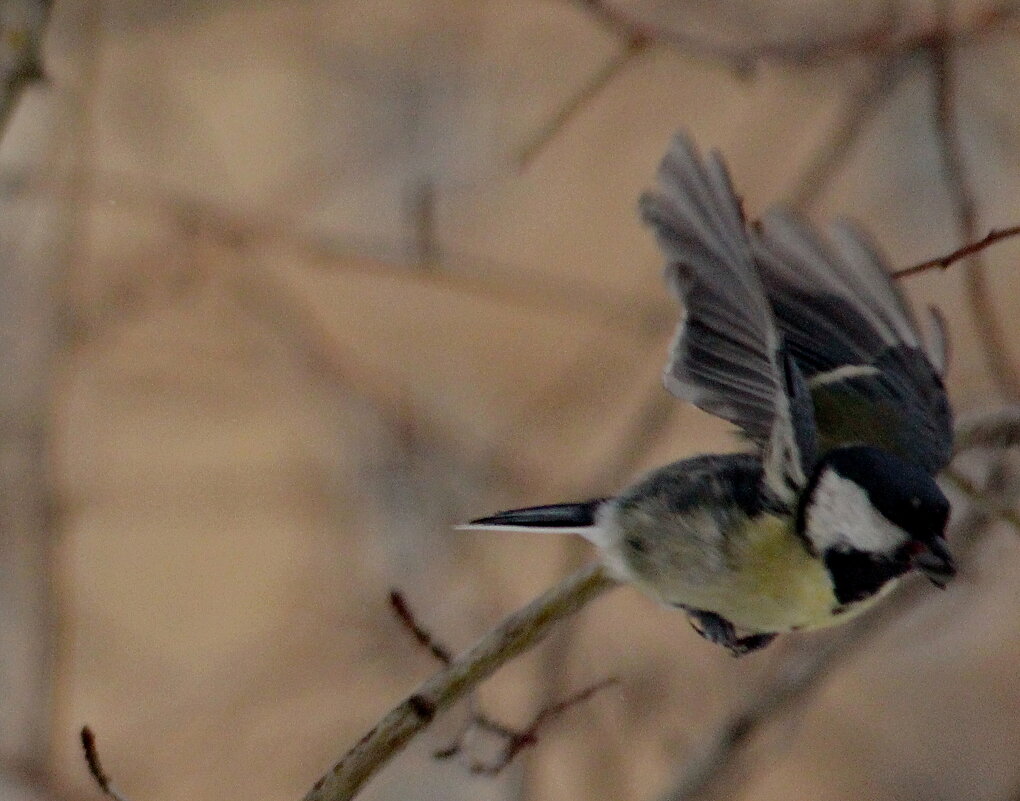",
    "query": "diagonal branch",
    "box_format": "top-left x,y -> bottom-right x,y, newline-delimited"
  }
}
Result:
301,562 -> 618,801
517,37 -> 649,169
789,53 -> 910,210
